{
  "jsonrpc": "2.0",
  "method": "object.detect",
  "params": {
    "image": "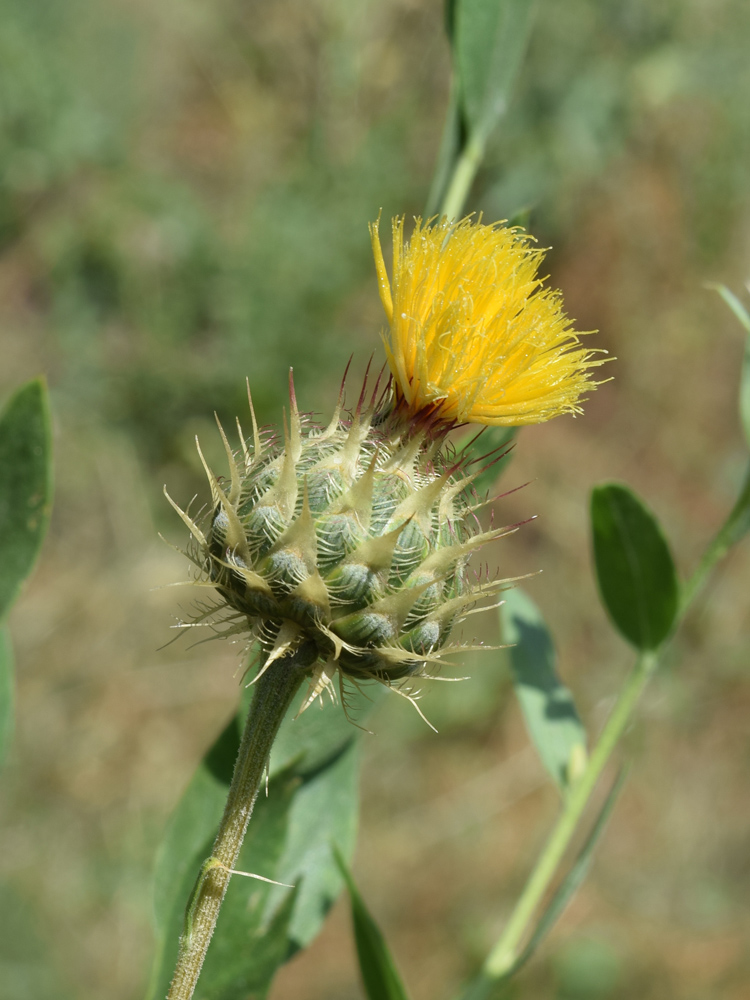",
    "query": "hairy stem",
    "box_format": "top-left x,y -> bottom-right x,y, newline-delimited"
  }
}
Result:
166,644 -> 315,1000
